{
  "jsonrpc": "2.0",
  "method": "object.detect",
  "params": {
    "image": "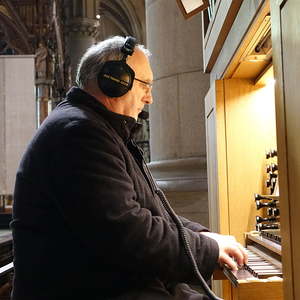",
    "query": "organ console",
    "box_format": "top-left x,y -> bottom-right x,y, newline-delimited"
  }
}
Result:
204,1 -> 300,297
217,230 -> 283,299
215,150 -> 283,299
215,229 -> 283,299
222,235 -> 282,286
